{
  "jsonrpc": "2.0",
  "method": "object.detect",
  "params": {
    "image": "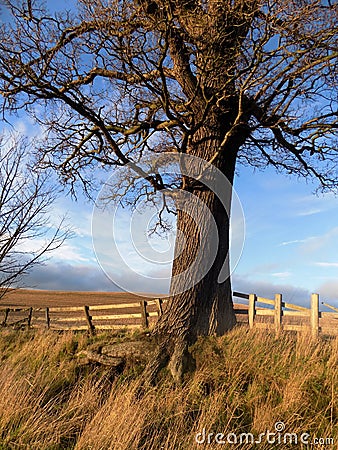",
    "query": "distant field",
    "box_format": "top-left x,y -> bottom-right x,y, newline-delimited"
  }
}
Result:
1,289 -> 247,310
0,289 -> 160,308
